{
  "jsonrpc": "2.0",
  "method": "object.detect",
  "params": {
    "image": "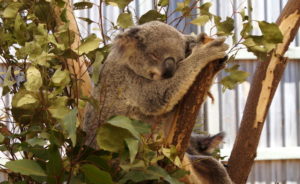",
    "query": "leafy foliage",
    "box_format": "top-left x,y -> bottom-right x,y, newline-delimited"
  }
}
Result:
0,0 -> 283,183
